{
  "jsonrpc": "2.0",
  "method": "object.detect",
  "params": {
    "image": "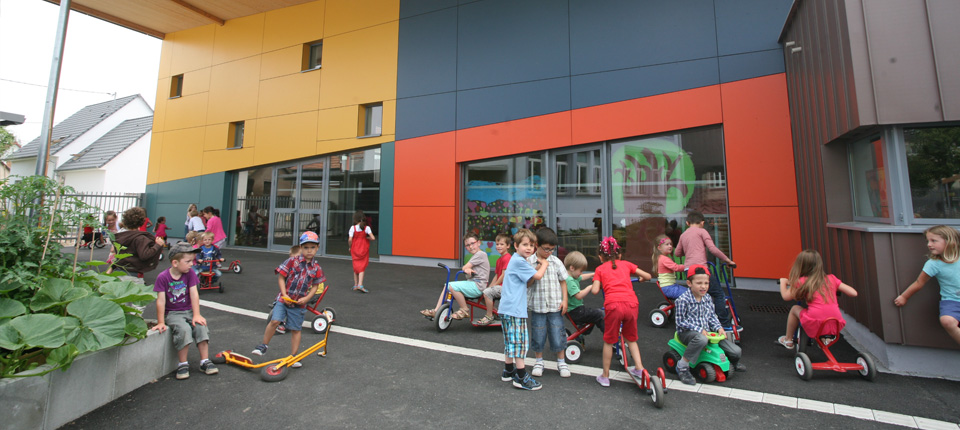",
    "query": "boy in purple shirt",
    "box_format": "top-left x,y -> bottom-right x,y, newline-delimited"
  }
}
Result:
151,242 -> 218,380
